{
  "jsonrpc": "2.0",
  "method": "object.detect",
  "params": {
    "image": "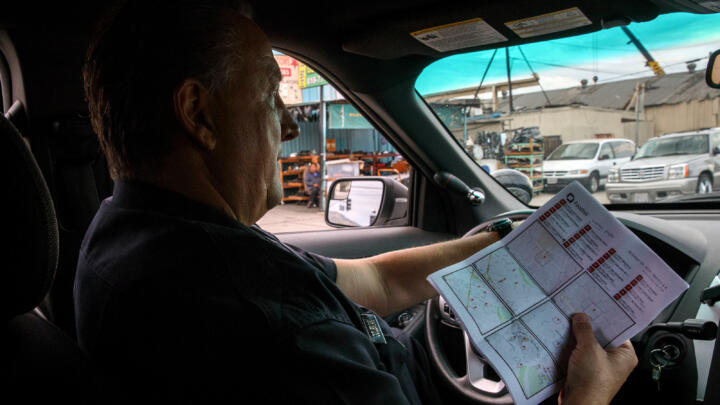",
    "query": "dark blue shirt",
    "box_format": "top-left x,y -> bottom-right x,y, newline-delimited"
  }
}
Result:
304,168 -> 320,190
74,181 -> 425,404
